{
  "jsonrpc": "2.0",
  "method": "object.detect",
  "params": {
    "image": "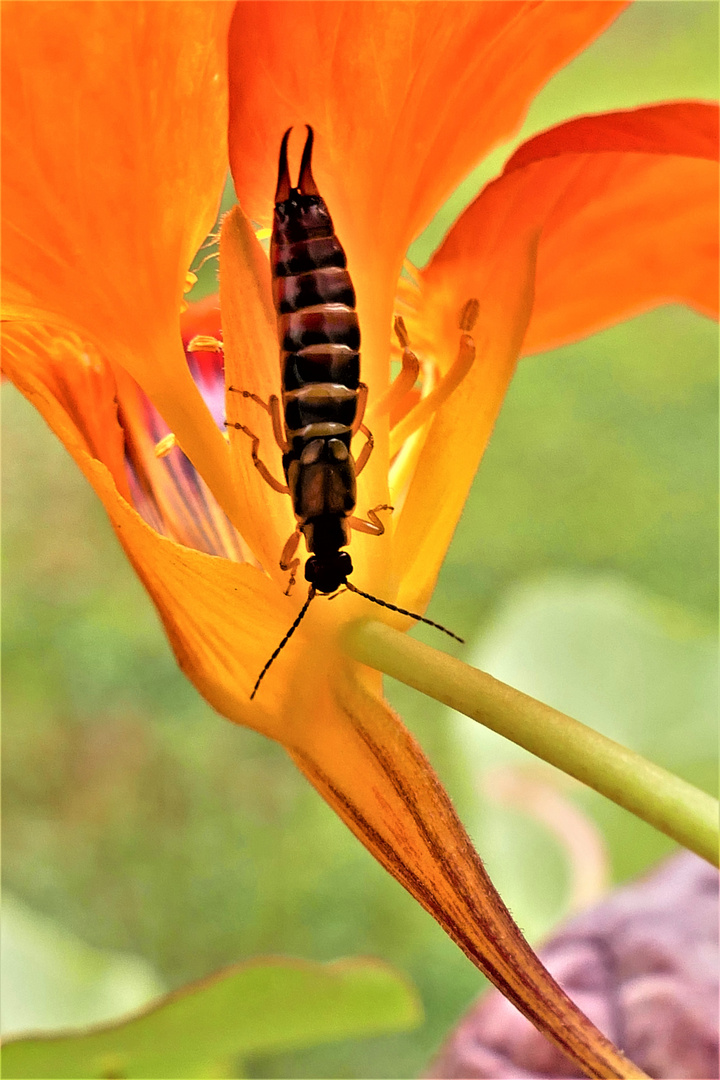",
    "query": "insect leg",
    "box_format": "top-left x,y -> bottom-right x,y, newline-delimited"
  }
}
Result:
227,386 -> 271,412
224,421 -> 289,494
351,383 -> 369,435
280,526 -> 302,595
227,389 -> 288,452
354,424 -> 375,476
348,503 -> 394,536
268,395 -> 289,452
